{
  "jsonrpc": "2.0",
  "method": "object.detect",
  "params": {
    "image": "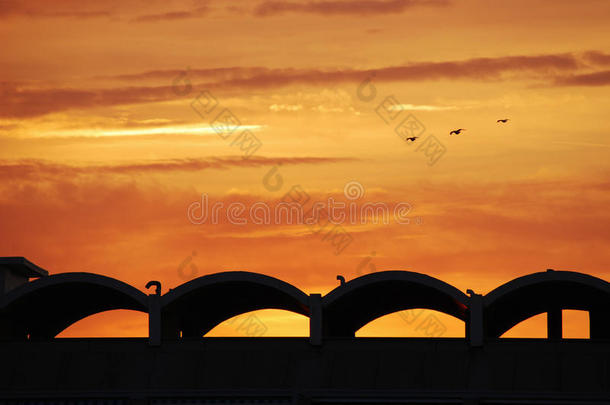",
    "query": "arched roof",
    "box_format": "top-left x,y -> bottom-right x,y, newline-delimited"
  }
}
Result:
483,271 -> 610,337
322,271 -> 469,337
0,273 -> 148,339
160,271 -> 309,337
